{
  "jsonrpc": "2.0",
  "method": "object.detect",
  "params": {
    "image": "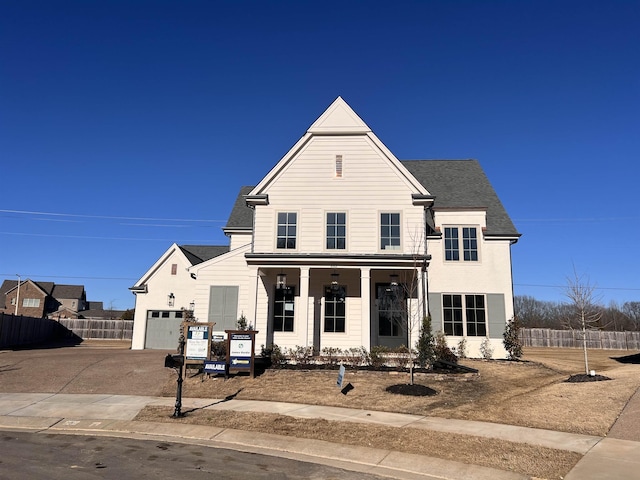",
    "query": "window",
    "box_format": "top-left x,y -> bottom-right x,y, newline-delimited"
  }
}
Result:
324,286 -> 346,333
326,212 -> 346,250
442,294 -> 486,336
10,297 -> 16,306
22,298 -> 40,308
273,286 -> 295,332
465,295 -> 486,336
443,294 -> 463,335
171,264 -> 177,275
380,213 -> 401,250
276,212 -> 297,249
445,227 -> 478,261
335,155 -> 343,178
